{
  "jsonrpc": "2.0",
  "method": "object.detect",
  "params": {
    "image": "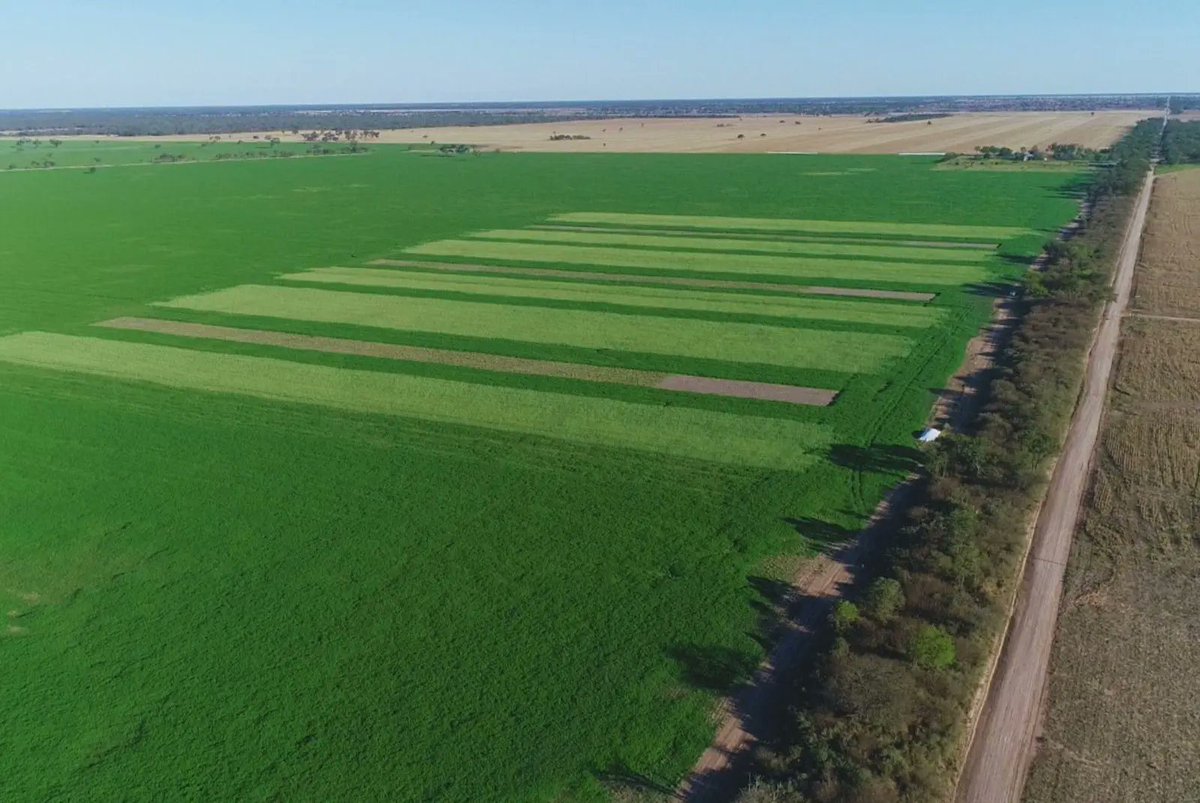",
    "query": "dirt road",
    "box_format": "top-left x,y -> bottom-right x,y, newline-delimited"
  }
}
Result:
954,170 -> 1156,803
